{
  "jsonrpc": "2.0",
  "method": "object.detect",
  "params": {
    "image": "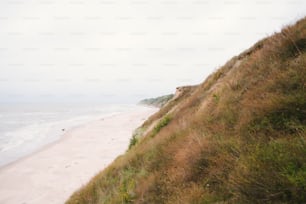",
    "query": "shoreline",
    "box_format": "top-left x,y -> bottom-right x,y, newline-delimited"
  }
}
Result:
0,108 -> 139,171
0,105 -> 157,204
